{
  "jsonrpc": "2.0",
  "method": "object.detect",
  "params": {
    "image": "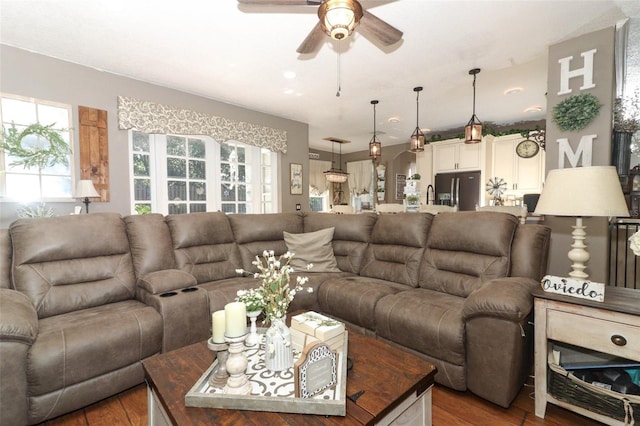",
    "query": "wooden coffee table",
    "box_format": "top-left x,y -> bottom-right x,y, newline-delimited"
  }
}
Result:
143,331 -> 436,425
